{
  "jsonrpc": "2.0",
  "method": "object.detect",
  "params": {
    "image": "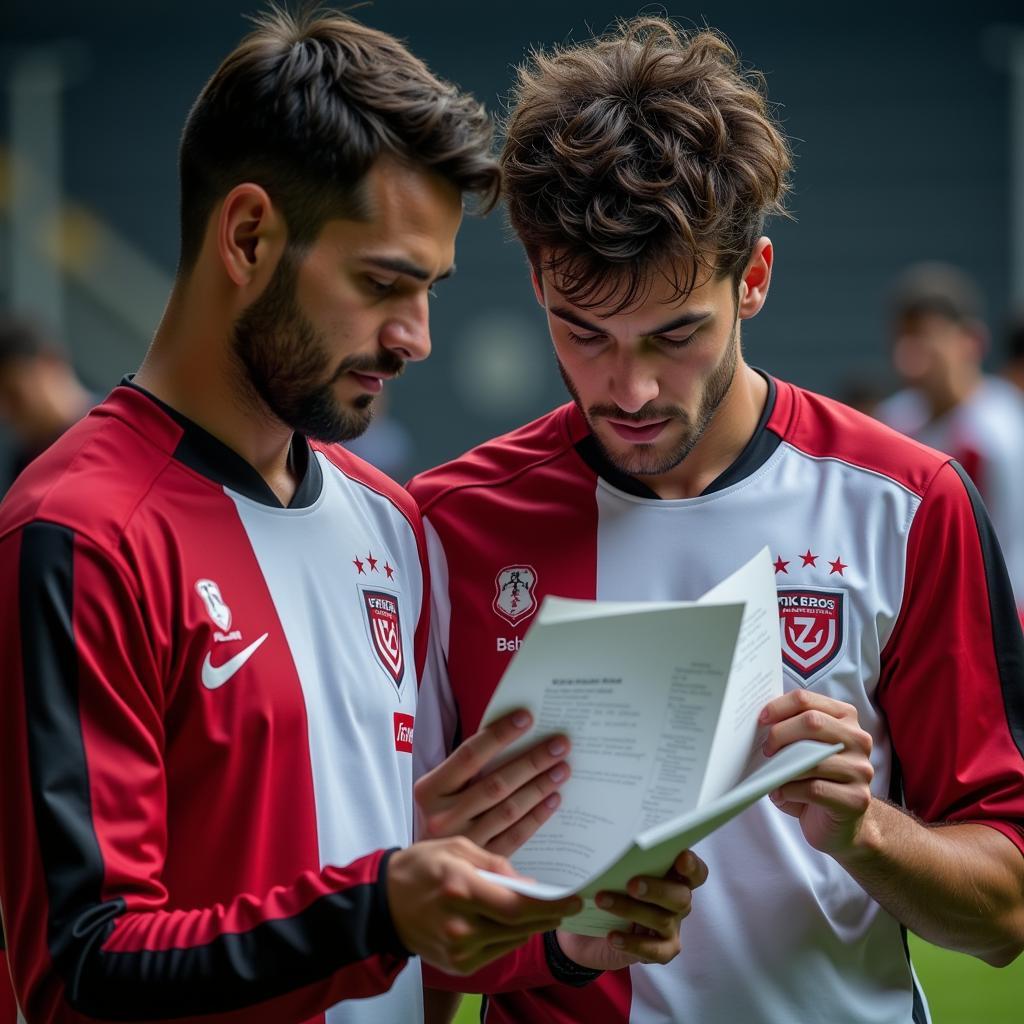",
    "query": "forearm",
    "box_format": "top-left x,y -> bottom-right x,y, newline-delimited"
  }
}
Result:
837,799 -> 1024,966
